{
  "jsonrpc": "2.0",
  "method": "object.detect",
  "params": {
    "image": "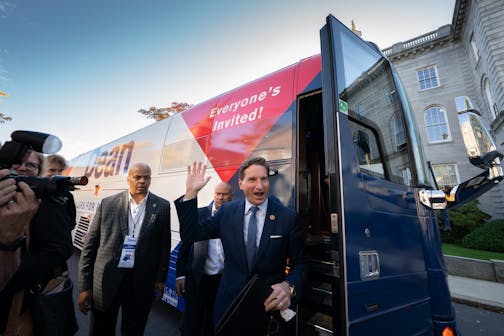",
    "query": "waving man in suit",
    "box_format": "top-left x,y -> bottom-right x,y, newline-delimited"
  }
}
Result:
176,157 -> 307,334
78,162 -> 171,335
176,182 -> 233,335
